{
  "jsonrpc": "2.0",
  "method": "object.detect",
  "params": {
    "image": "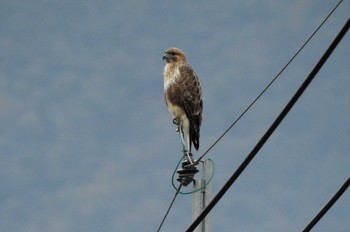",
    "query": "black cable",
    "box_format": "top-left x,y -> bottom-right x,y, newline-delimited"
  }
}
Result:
194,0 -> 344,165
302,177 -> 350,232
186,16 -> 350,232
156,184 -> 182,232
